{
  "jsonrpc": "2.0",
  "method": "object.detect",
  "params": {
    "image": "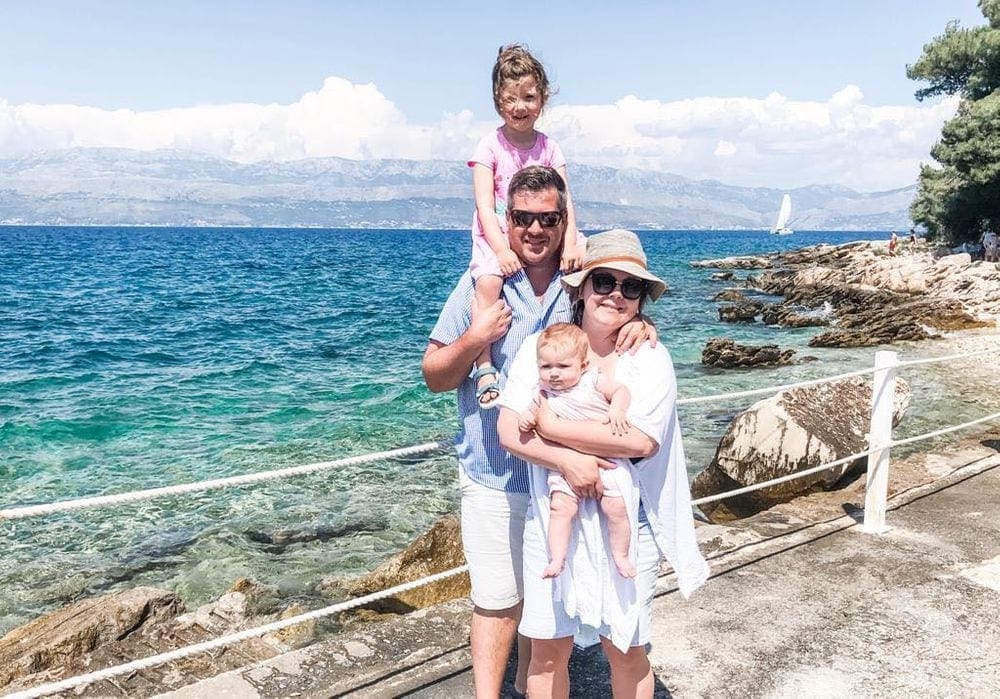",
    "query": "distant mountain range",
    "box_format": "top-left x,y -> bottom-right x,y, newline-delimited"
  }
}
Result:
0,148 -> 915,230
